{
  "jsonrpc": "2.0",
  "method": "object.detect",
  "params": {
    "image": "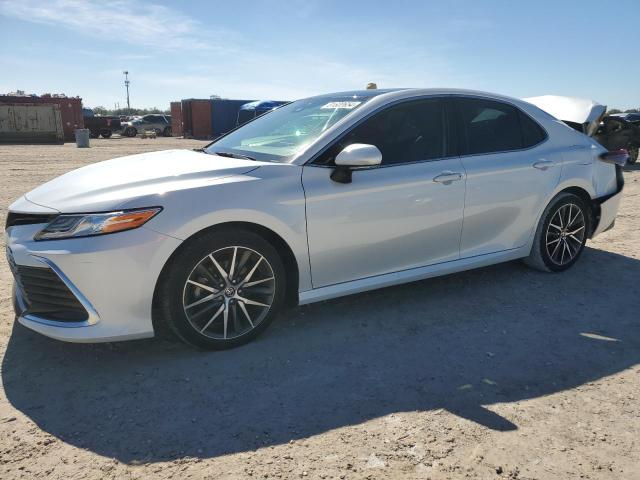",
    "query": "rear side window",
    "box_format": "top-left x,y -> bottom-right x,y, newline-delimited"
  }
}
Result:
315,98 -> 446,166
519,111 -> 547,147
456,98 -> 546,155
